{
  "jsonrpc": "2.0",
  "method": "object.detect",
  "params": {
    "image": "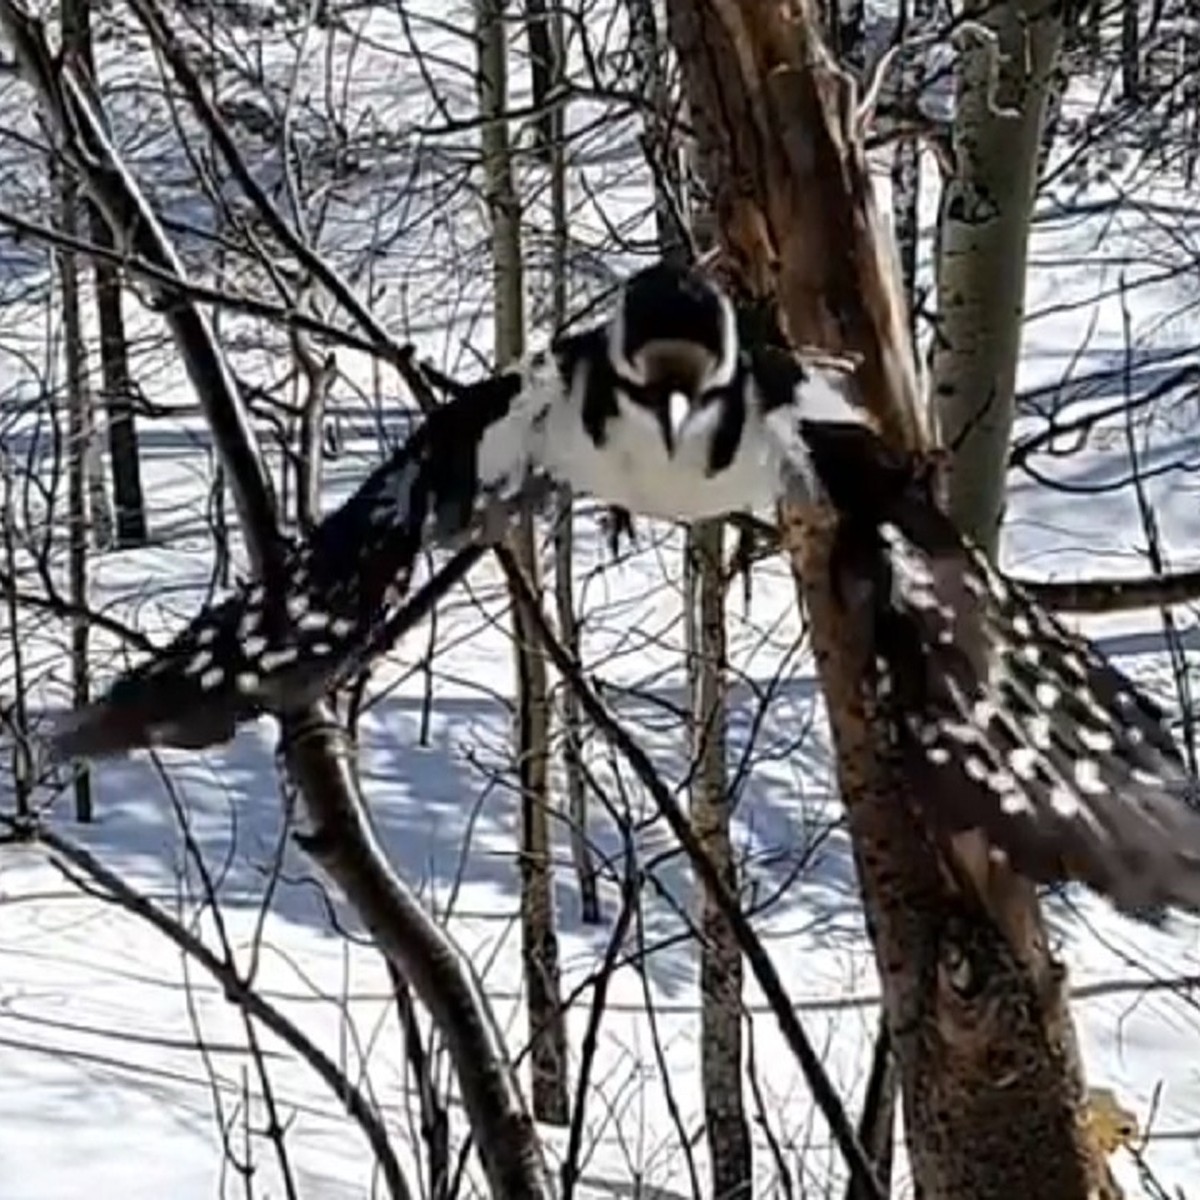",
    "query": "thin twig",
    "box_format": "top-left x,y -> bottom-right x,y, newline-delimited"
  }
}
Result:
11,818 -> 412,1200
496,546 -> 884,1199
